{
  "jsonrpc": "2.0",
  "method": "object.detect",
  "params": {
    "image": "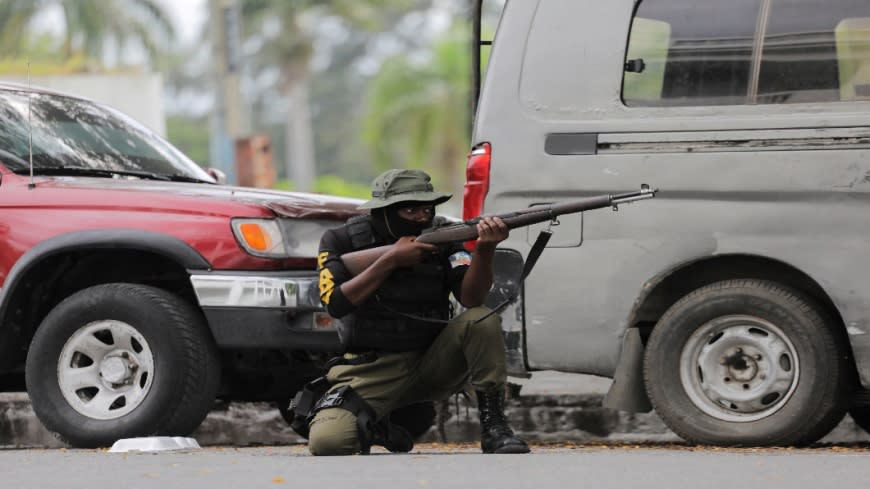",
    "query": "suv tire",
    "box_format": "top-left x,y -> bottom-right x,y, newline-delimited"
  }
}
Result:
644,279 -> 849,446
26,283 -> 221,448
